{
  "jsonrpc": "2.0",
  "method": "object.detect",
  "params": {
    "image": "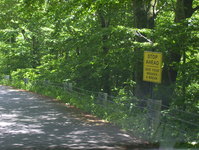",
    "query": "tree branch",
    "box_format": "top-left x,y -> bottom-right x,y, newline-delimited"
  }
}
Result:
21,29 -> 30,42
193,5 -> 199,13
135,31 -> 153,44
155,2 -> 167,16
152,0 -> 158,16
